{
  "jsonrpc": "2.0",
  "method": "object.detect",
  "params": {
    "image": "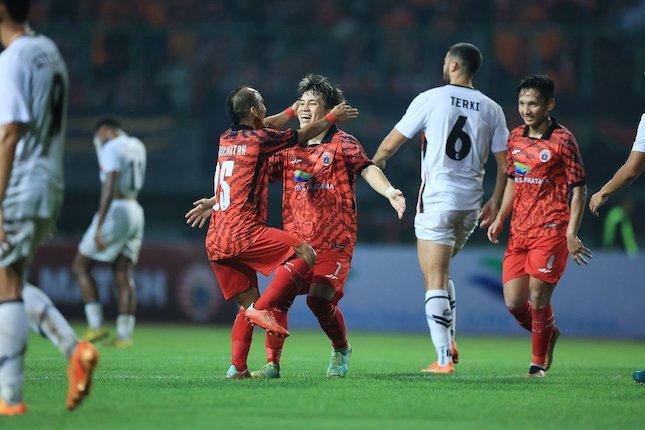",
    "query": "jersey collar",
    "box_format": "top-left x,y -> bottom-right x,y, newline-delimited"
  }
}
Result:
521,117 -> 560,140
320,125 -> 339,143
